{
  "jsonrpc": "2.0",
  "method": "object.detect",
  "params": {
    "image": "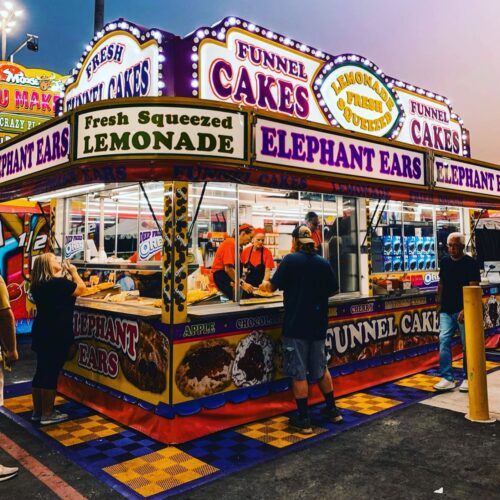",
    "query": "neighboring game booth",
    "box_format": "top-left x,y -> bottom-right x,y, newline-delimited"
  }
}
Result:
0,18 -> 498,443
0,62 -> 67,333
